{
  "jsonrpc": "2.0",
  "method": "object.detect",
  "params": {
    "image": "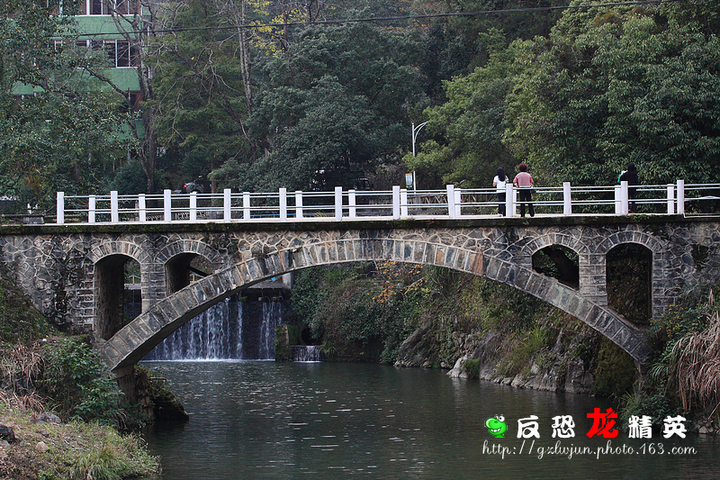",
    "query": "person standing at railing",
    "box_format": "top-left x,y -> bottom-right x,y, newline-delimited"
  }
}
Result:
513,163 -> 535,217
619,163 -> 639,213
492,167 -> 508,215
